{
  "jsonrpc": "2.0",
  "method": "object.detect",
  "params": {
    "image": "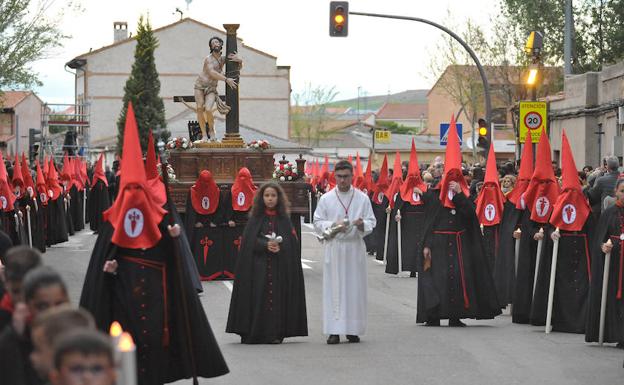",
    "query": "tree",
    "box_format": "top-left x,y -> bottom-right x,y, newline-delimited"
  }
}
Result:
116,16 -> 168,154
290,84 -> 339,147
0,0 -> 75,92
